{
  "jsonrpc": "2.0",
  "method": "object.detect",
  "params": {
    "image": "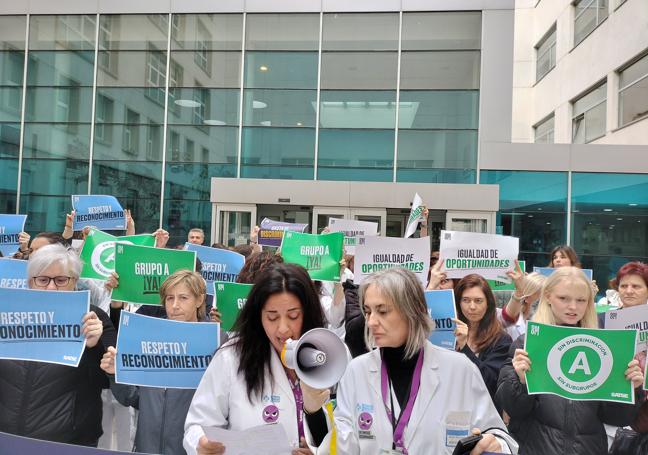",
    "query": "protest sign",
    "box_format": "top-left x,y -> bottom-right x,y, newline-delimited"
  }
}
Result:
281,231 -> 344,281
0,288 -> 89,366
354,236 -> 430,286
439,230 -> 518,281
258,218 -> 308,248
605,304 -> 648,389
115,311 -> 219,388
185,243 -> 245,295
79,228 -> 155,280
0,214 -> 26,257
327,218 -> 378,255
72,195 -> 125,231
424,289 -> 457,350
214,281 -> 253,331
533,266 -> 593,281
0,258 -> 28,289
487,261 -> 526,292
112,244 -> 196,305
0,431 -> 147,455
404,193 -> 425,238
525,321 -> 636,403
